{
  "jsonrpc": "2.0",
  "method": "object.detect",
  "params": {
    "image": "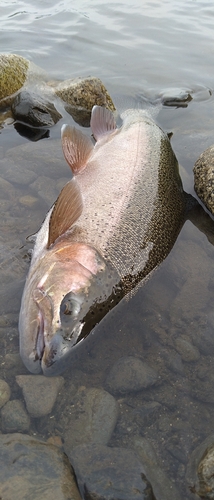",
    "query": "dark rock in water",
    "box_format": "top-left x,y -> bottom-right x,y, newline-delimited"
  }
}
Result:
105,356 -> 158,396
69,443 -> 155,500
11,89 -> 62,127
194,145 -> 214,215
0,433 -> 81,500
